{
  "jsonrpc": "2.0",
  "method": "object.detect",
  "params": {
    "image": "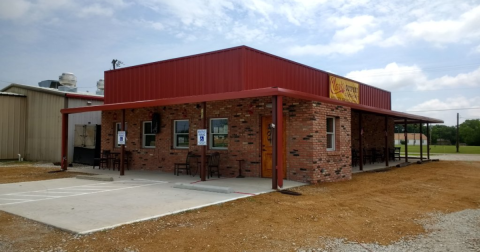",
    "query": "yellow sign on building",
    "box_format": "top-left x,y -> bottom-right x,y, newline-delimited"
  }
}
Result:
329,75 -> 359,104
